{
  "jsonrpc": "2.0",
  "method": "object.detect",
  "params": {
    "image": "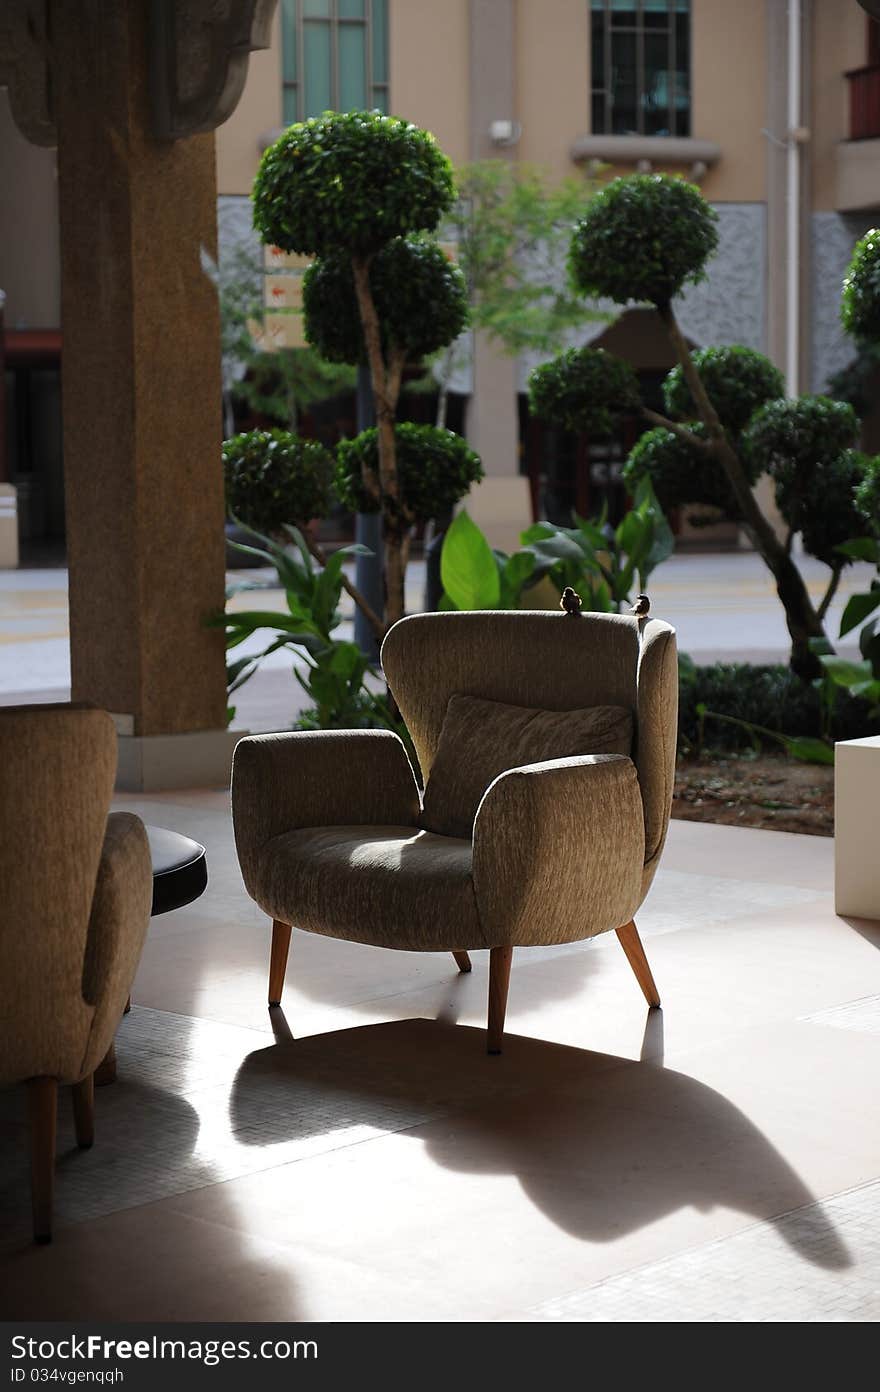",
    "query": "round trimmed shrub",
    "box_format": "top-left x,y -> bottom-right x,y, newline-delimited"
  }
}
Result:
302,238 -> 469,365
527,347 -> 640,437
663,346 -> 785,435
742,396 -> 859,481
855,452 -> 880,535
841,228 -> 880,342
790,449 -> 870,566
623,423 -> 755,518
568,174 -> 719,308
223,429 -> 334,533
336,424 -> 483,524
252,111 -> 455,258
